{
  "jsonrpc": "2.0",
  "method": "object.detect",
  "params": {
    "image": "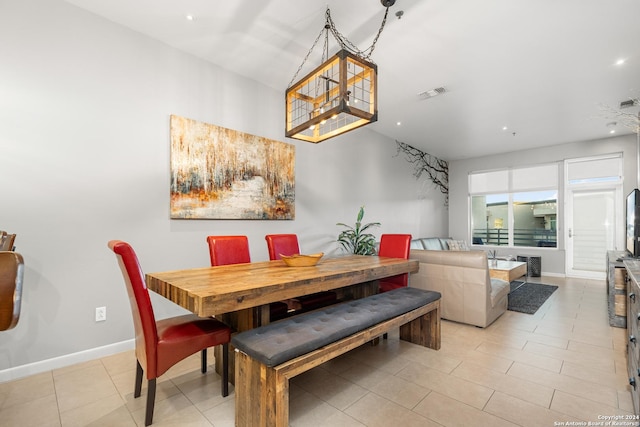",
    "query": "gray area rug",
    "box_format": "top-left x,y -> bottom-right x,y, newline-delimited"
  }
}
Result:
508,281 -> 558,314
